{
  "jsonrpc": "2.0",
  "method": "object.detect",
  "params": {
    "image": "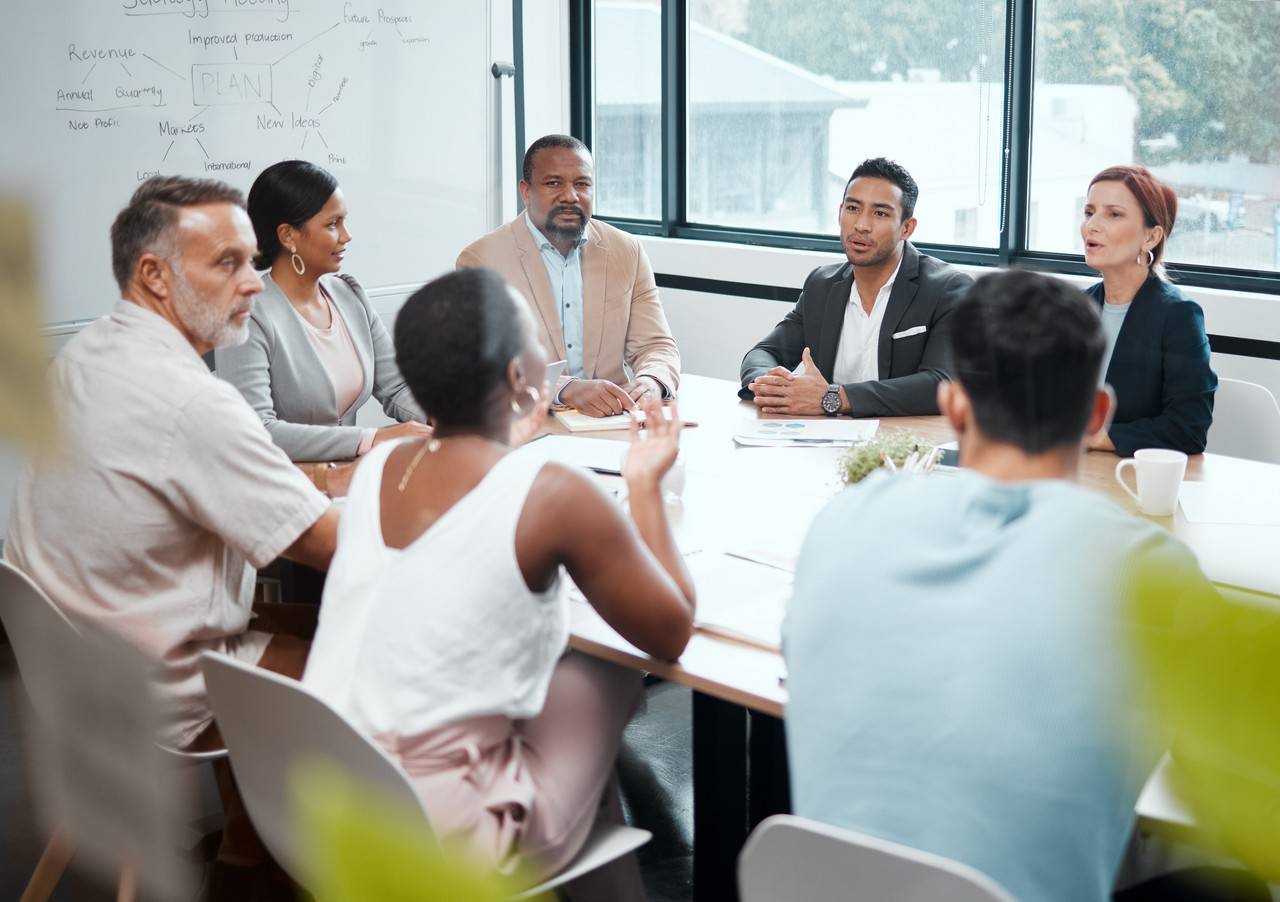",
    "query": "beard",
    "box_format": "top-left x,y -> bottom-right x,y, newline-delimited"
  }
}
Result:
541,204 -> 588,243
171,264 -> 251,349
845,239 -> 898,268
